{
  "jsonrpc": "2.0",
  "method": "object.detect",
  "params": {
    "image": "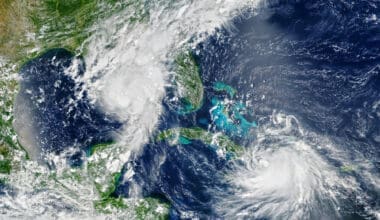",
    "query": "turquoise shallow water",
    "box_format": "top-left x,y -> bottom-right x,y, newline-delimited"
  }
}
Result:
210,96 -> 257,137
125,0 -> 380,218
6,0 -> 380,218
